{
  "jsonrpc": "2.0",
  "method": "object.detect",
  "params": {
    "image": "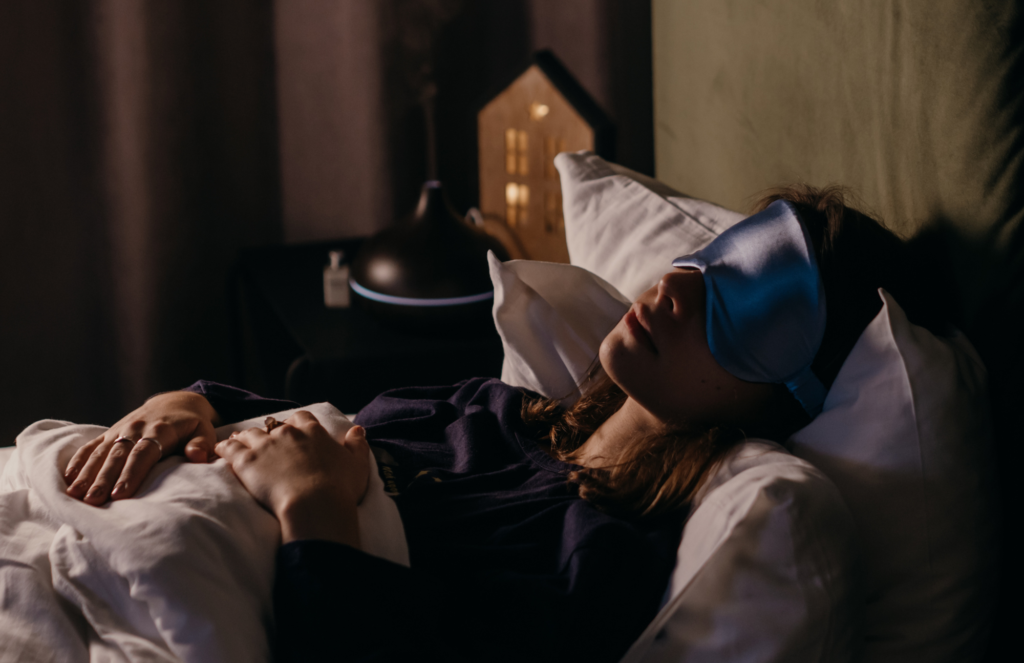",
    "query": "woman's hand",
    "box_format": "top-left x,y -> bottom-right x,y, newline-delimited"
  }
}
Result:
64,391 -> 219,505
215,411 -> 369,548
